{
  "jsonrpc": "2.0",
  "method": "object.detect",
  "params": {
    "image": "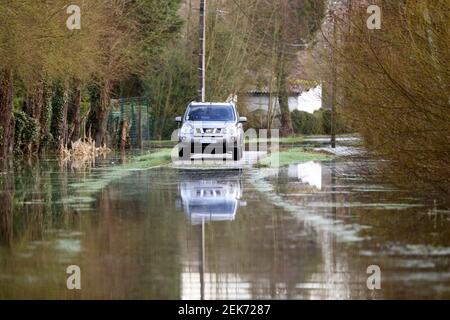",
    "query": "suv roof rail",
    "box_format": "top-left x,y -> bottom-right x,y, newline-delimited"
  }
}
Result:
189,101 -> 235,106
